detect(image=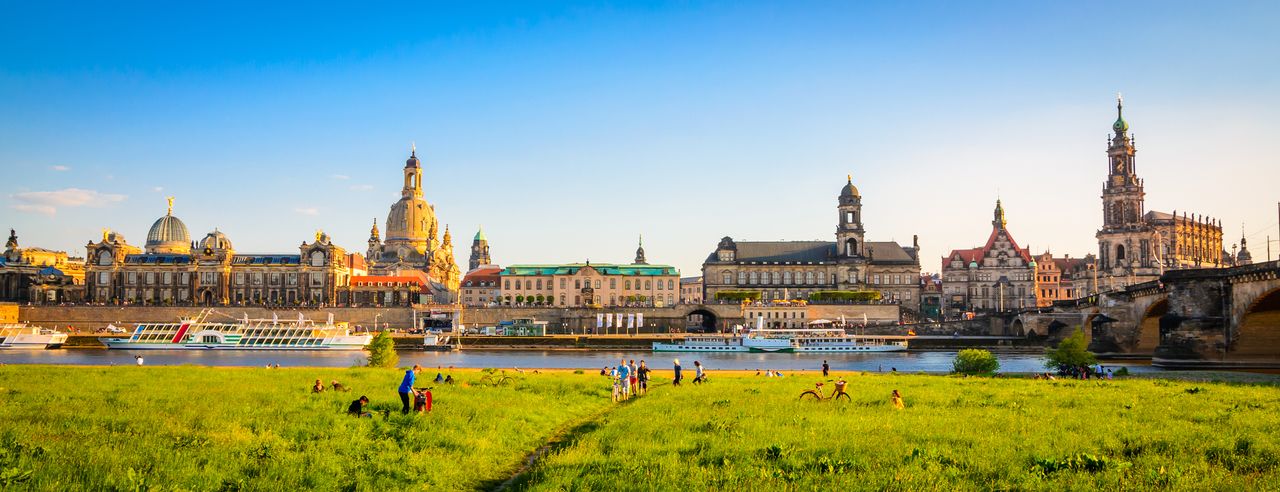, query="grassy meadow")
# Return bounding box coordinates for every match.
[0,366,609,491]
[0,366,1278,491]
